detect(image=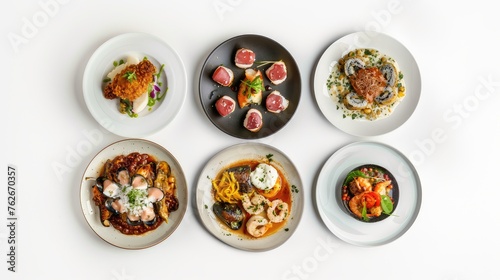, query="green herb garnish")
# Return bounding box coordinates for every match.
[343,169,386,186]
[343,170,368,185]
[113,59,125,67]
[361,204,369,221]
[241,76,264,98]
[119,99,138,118]
[156,64,165,79]
[127,188,146,207]
[255,60,279,68]
[122,71,137,82]
[380,195,394,215]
